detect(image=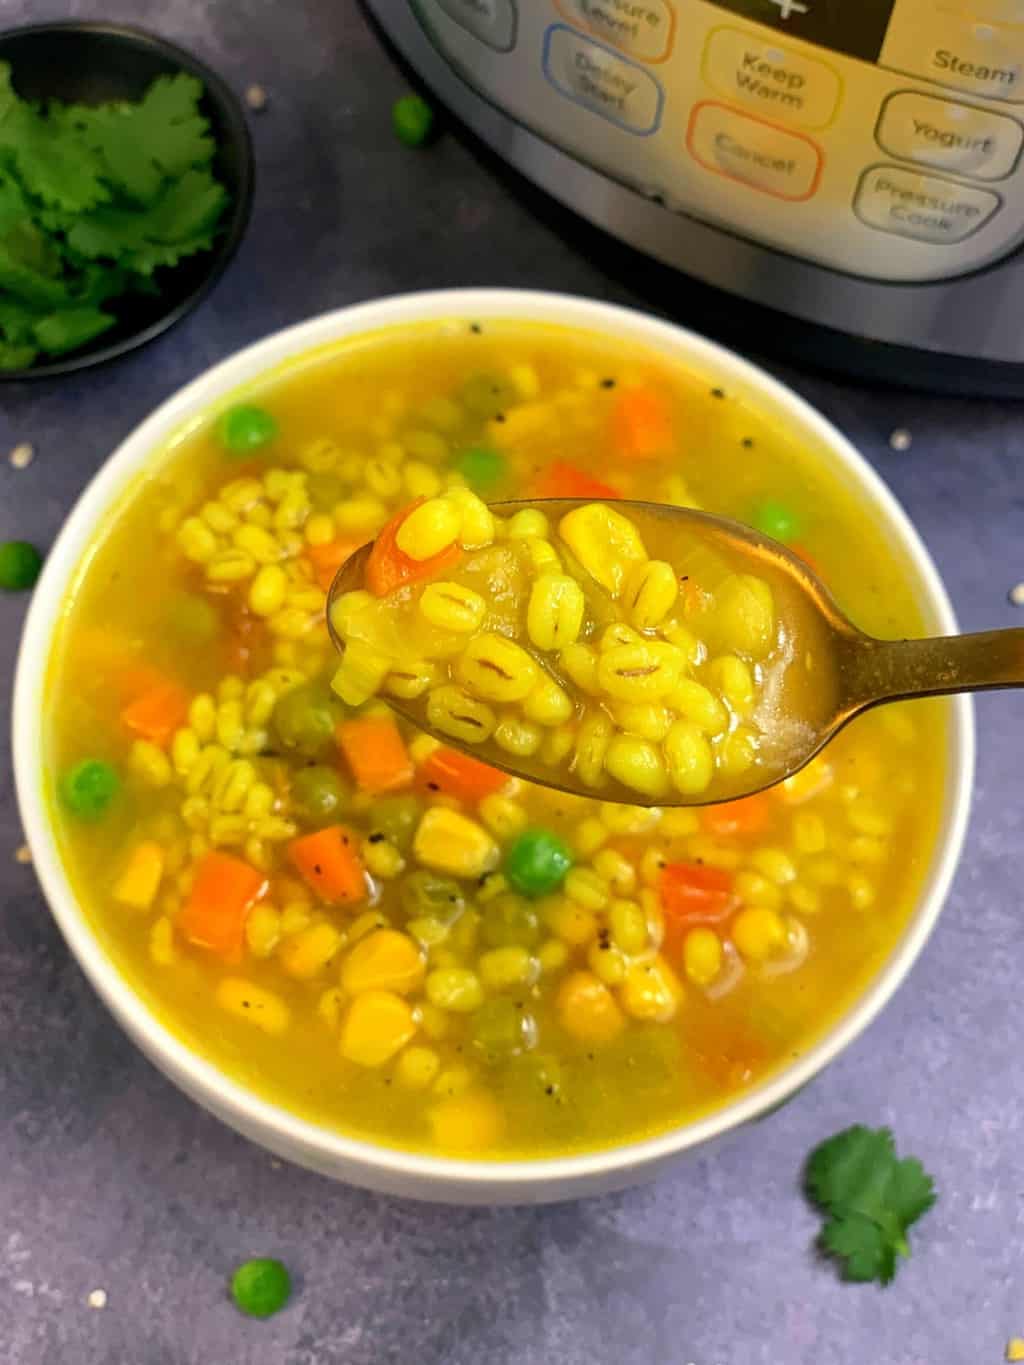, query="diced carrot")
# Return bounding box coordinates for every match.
[337,716,414,794]
[178,851,268,959]
[115,661,170,706]
[660,862,736,929]
[416,746,507,804]
[700,794,771,839]
[120,680,191,747]
[532,461,622,501]
[610,386,674,460]
[365,499,463,598]
[307,538,367,592]
[288,826,367,904]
